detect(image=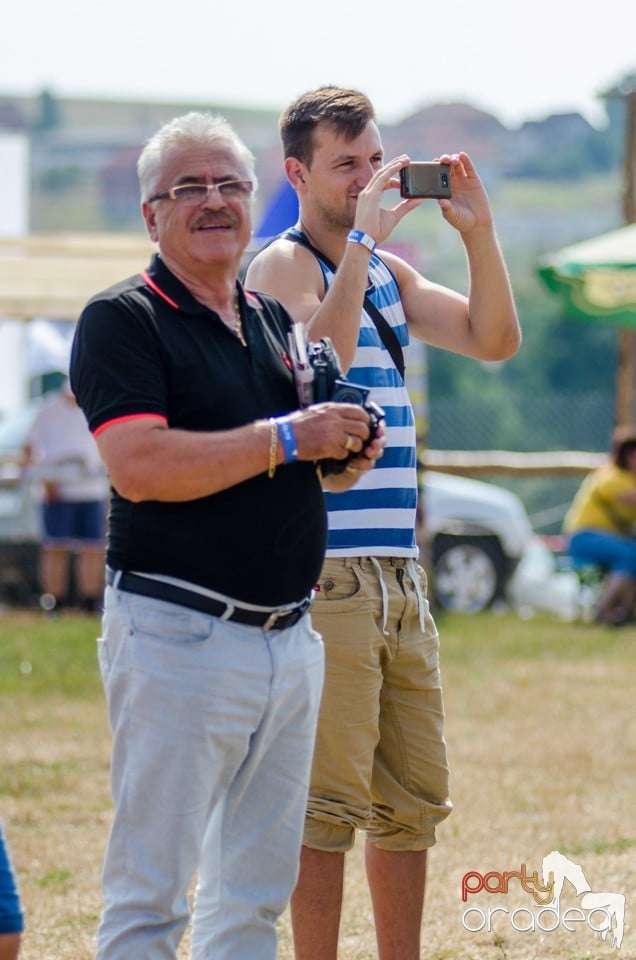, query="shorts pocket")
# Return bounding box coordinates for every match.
[314,562,370,613]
